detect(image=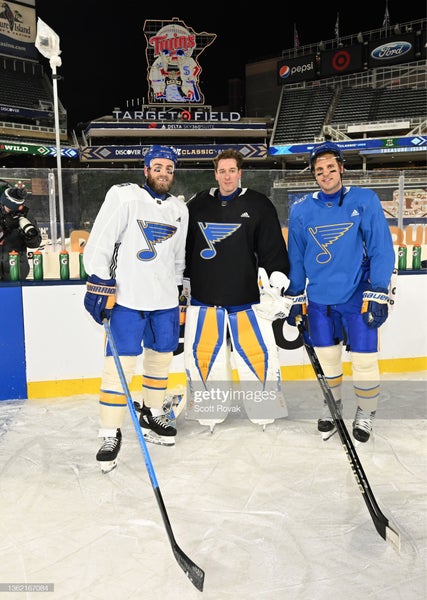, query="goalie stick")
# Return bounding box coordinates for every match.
[103,320,205,592]
[297,321,401,553]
